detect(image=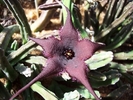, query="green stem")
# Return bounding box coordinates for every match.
[62,0,89,38]
[3,0,32,44]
